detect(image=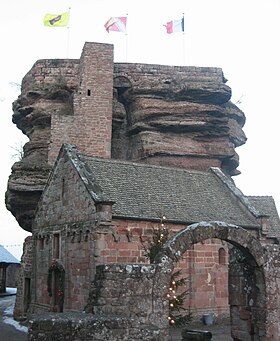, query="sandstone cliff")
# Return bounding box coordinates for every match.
[5,56,246,232]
